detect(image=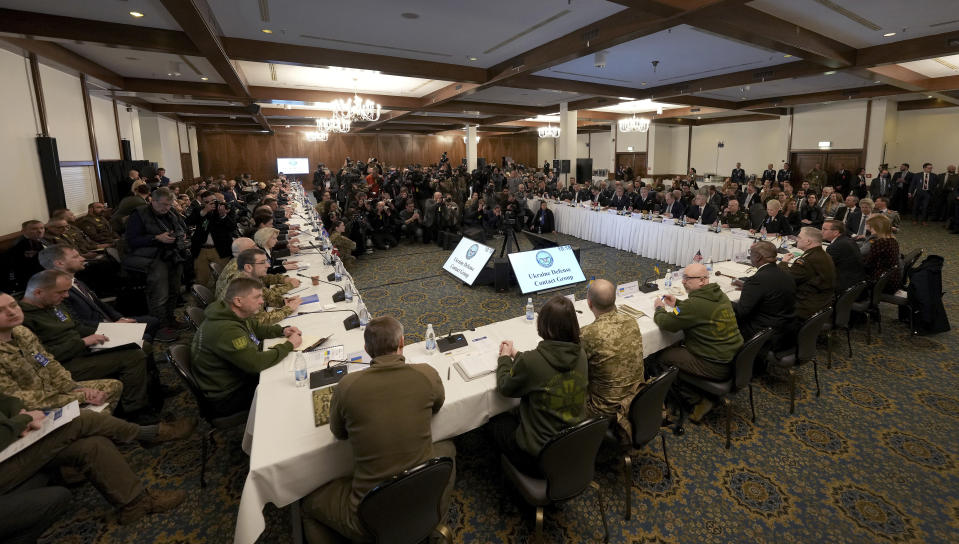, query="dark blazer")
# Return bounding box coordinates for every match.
[761,169,777,183]
[731,168,746,183]
[843,208,865,236]
[910,172,939,194]
[742,191,760,211]
[870,176,893,199]
[187,207,236,259]
[660,200,685,218]
[833,169,853,194]
[777,169,792,183]
[608,193,631,210]
[5,237,47,293]
[799,205,824,228]
[632,193,657,211]
[686,204,718,225]
[825,234,866,295]
[62,279,123,329]
[734,263,796,339]
[531,208,555,234]
[759,213,792,235]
